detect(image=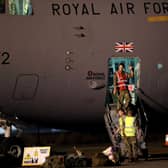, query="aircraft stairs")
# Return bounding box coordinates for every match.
[104,96,148,154]
[104,104,120,148]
